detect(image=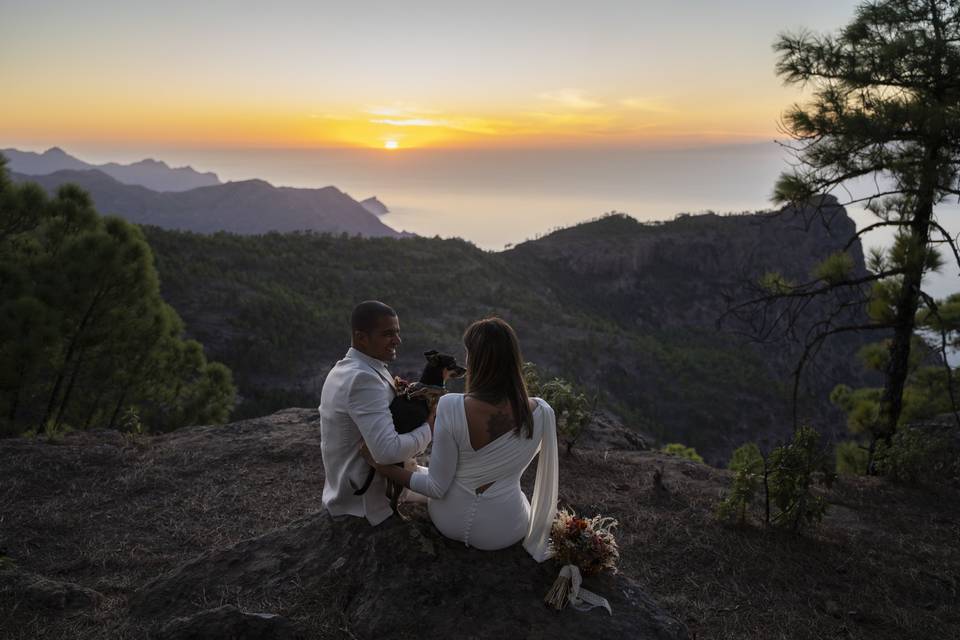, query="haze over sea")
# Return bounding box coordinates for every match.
[64,142,960,299]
